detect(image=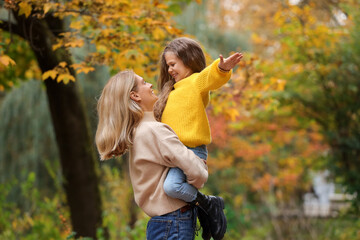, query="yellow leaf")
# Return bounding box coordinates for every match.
[52,42,63,51]
[59,62,67,68]
[25,69,34,79]
[133,66,144,76]
[68,75,76,82]
[76,66,95,74]
[43,3,52,15]
[97,45,108,54]
[276,79,286,91]
[42,70,58,80]
[69,21,83,30]
[0,55,16,66]
[71,63,95,74]
[251,33,263,44]
[0,85,4,91]
[71,63,82,69]
[18,1,32,18]
[57,74,75,84]
[155,4,168,9]
[65,39,84,48]
[101,28,115,37]
[270,77,278,84]
[152,27,165,40]
[226,108,240,121]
